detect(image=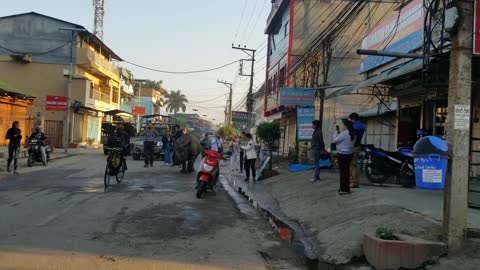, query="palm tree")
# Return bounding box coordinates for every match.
[165,90,188,115]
